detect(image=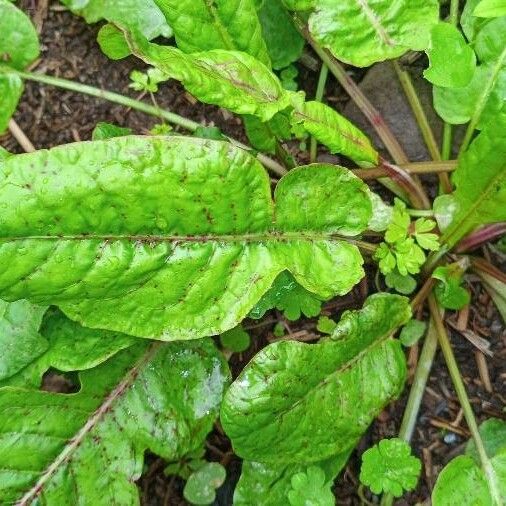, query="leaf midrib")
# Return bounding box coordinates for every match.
[16,343,161,506]
[355,0,395,47]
